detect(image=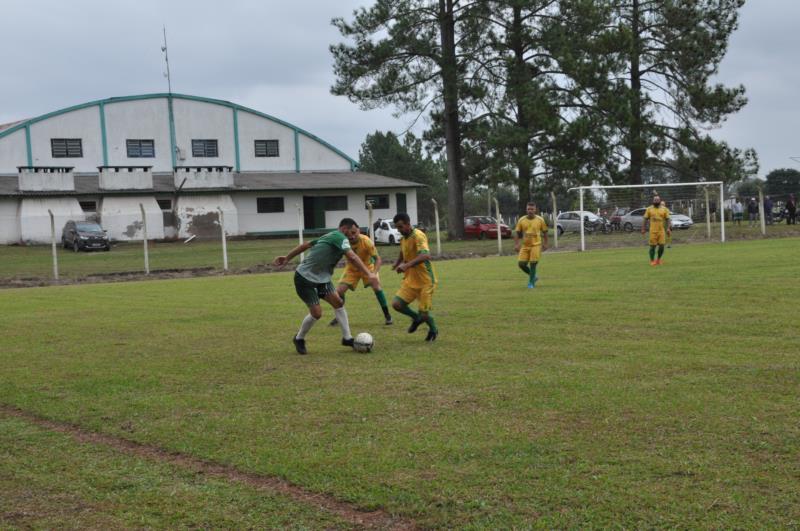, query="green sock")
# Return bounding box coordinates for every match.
[518,261,530,275]
[425,314,438,333]
[649,246,656,260]
[375,290,390,317]
[393,297,419,321]
[529,262,538,284]
[657,245,665,259]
